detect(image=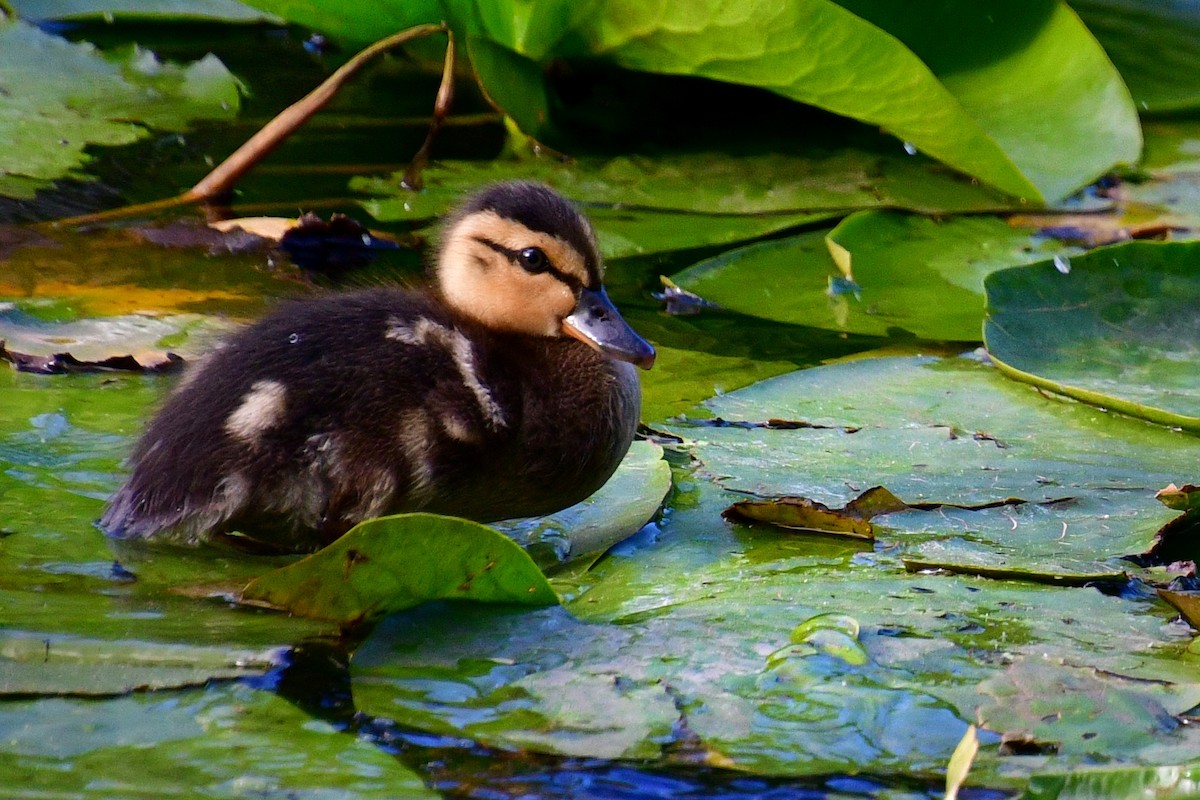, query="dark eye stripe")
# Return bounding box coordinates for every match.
[473,236,584,291]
